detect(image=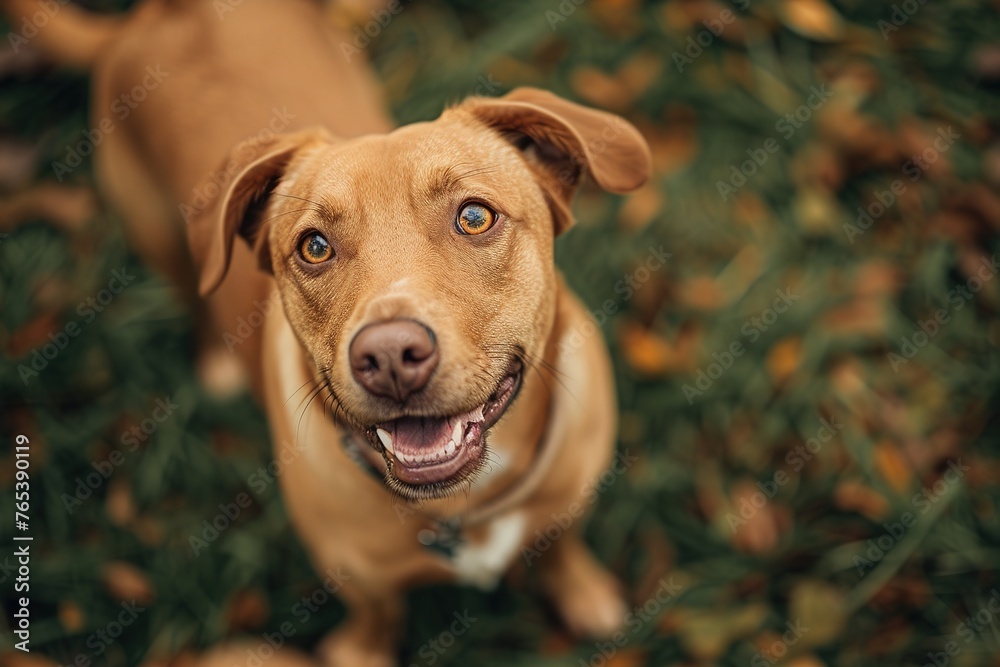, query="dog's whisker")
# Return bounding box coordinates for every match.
[272,192,329,210]
[289,375,333,420]
[316,373,362,433]
[484,450,505,472]
[260,206,324,225]
[293,382,327,450]
[491,345,579,403]
[536,357,569,381]
[290,377,324,414]
[284,369,332,406]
